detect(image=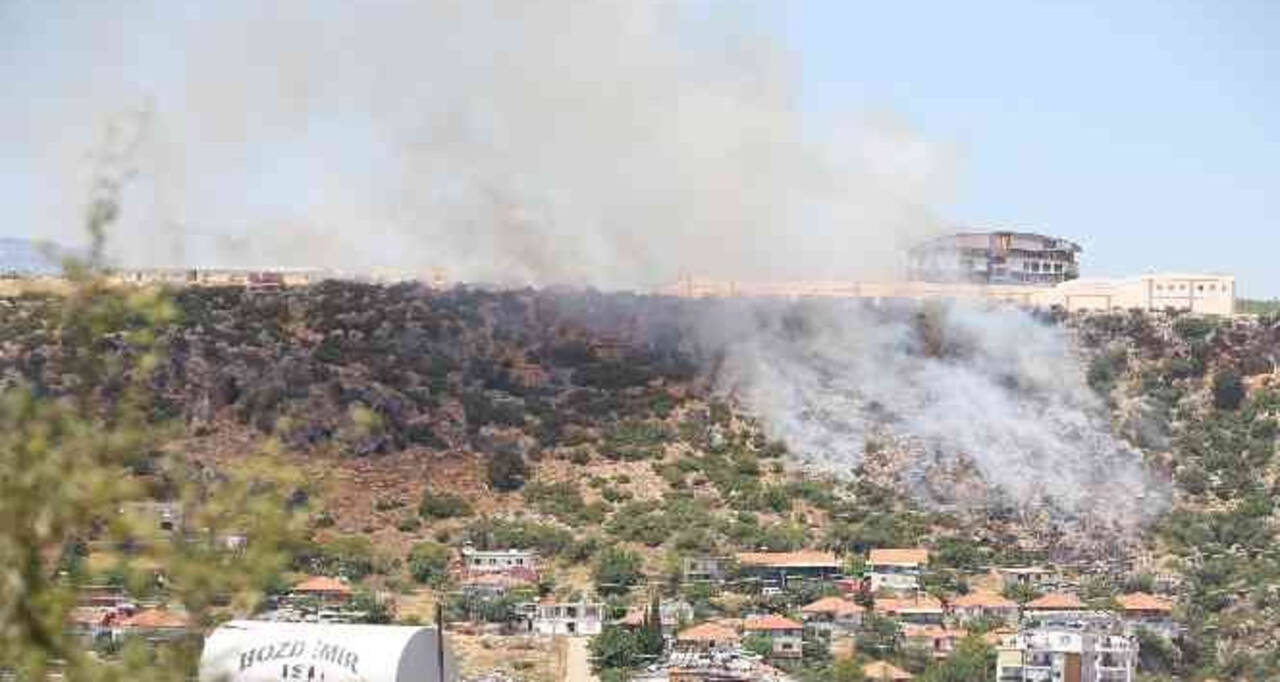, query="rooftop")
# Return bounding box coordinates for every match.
[950,591,1017,609]
[1025,592,1085,610]
[874,595,944,615]
[292,575,353,595]
[676,622,741,643]
[800,596,865,616]
[868,548,929,567]
[1116,592,1174,613]
[742,614,804,632]
[120,608,192,629]
[734,550,840,569]
[863,660,914,680]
